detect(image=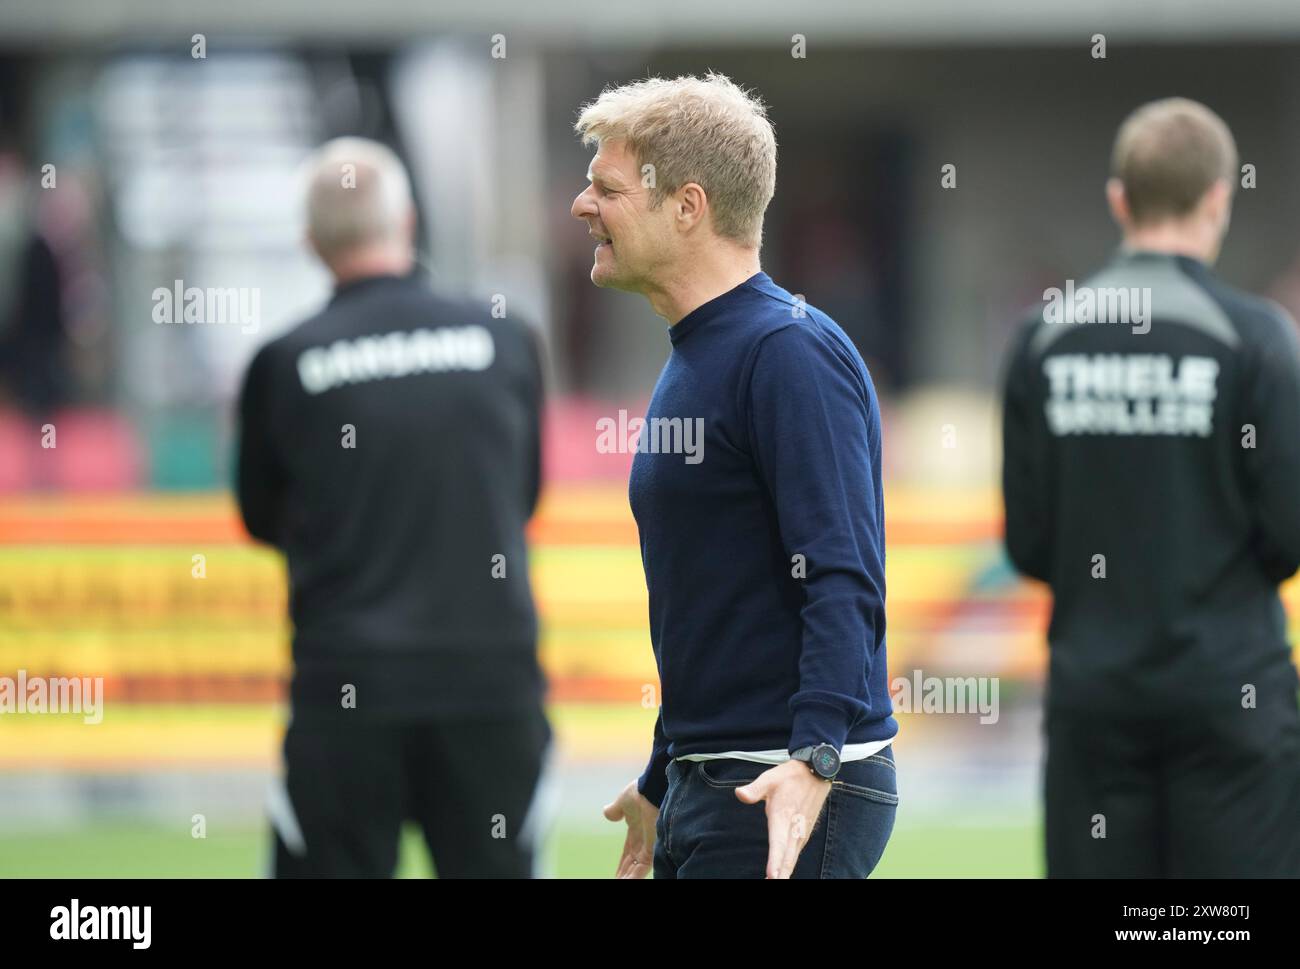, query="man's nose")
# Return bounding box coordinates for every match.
[571,186,595,220]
